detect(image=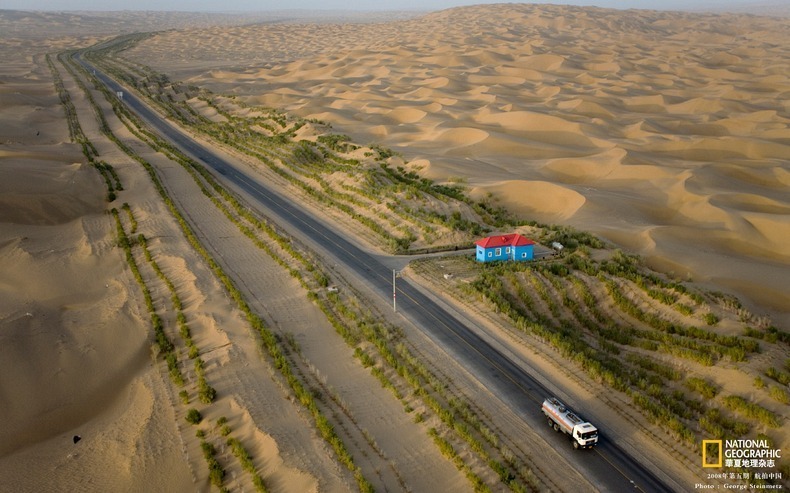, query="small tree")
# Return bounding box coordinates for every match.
[186,408,202,425]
